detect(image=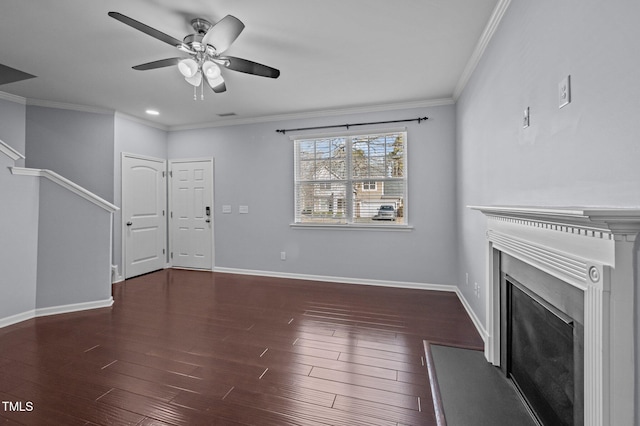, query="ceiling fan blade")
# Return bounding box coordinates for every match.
[108,12,183,47]
[206,74,227,93]
[202,15,245,53]
[223,57,280,79]
[132,58,181,71]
